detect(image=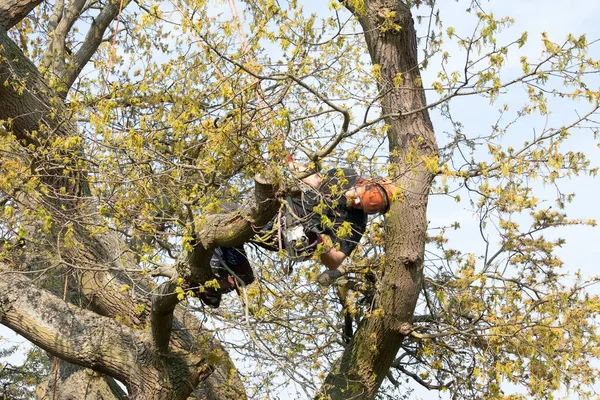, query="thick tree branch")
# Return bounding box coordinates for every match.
[40,0,133,97]
[65,0,132,94]
[37,360,128,400]
[0,0,42,29]
[0,267,231,398]
[40,0,87,86]
[0,268,141,384]
[320,1,438,399]
[150,174,280,352]
[180,173,280,284]
[0,29,76,146]
[151,280,178,352]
